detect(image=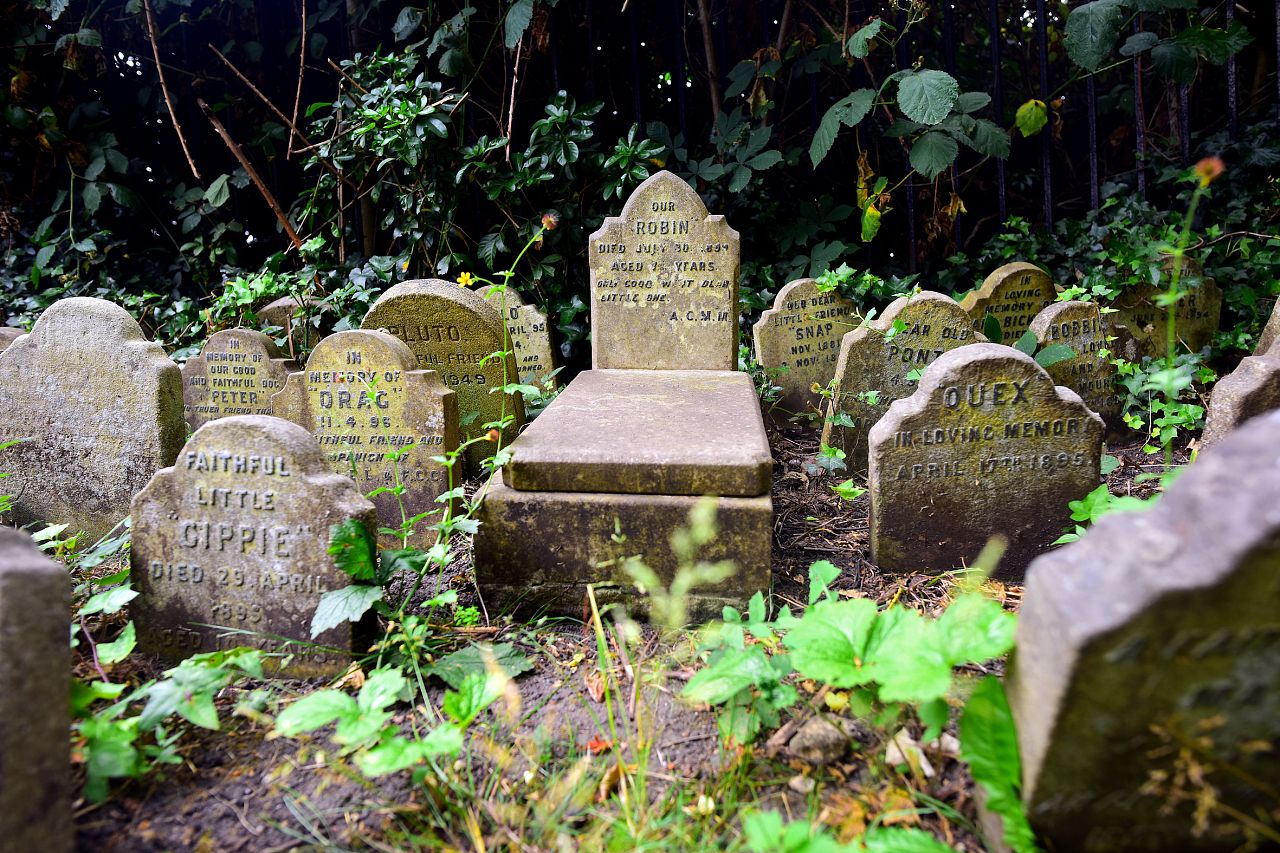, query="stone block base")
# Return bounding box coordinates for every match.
[474,473,772,621]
